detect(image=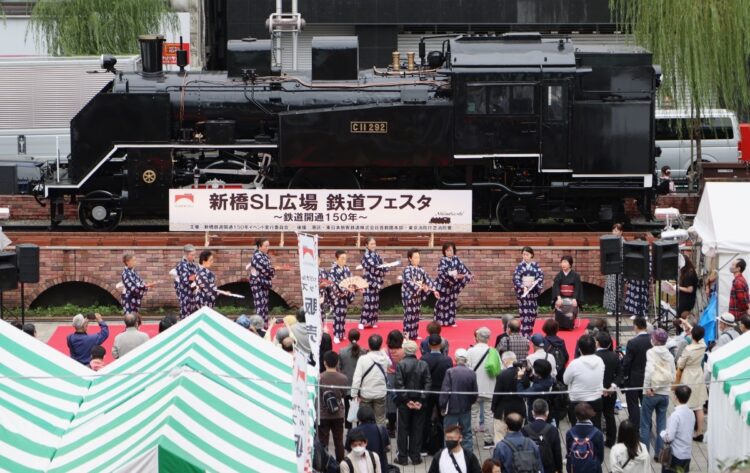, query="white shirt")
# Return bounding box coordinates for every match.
[526,348,557,378]
[439,448,466,473]
[467,342,496,398]
[563,354,604,402]
[660,404,693,461]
